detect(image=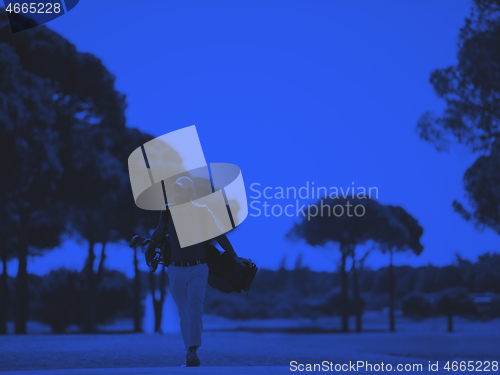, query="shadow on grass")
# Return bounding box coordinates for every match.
[208,327,388,334]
